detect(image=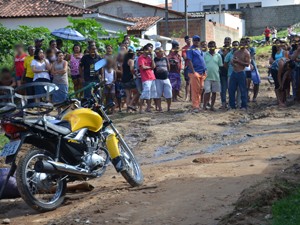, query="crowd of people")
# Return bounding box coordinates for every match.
[2,31,300,114]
